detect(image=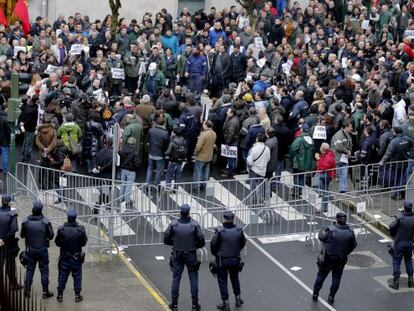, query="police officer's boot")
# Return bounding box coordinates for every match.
[57,293,63,303]
[216,300,230,311]
[312,287,319,301]
[75,295,83,303]
[235,295,244,307]
[169,298,178,311]
[42,291,54,299]
[327,295,334,305]
[408,276,413,288]
[24,287,31,298]
[389,277,399,290]
[191,298,201,311]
